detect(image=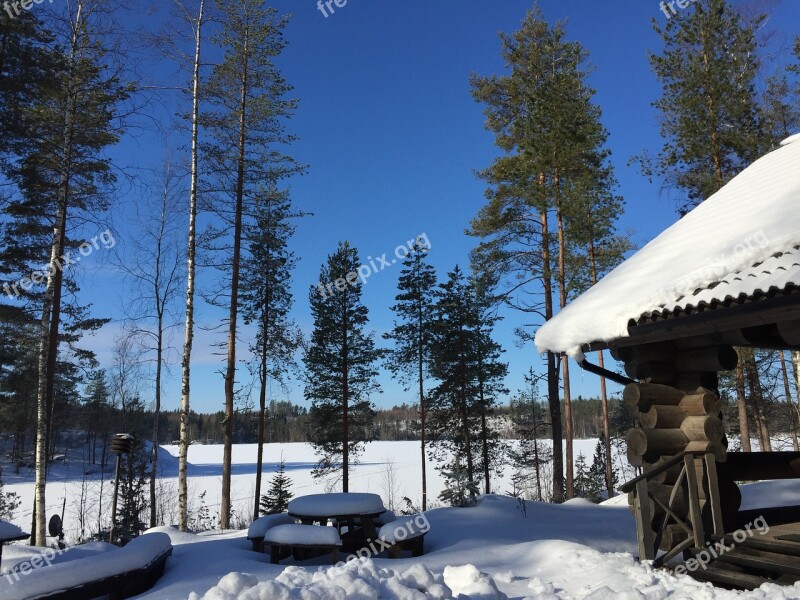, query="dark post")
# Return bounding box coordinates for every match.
[109,433,134,545]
